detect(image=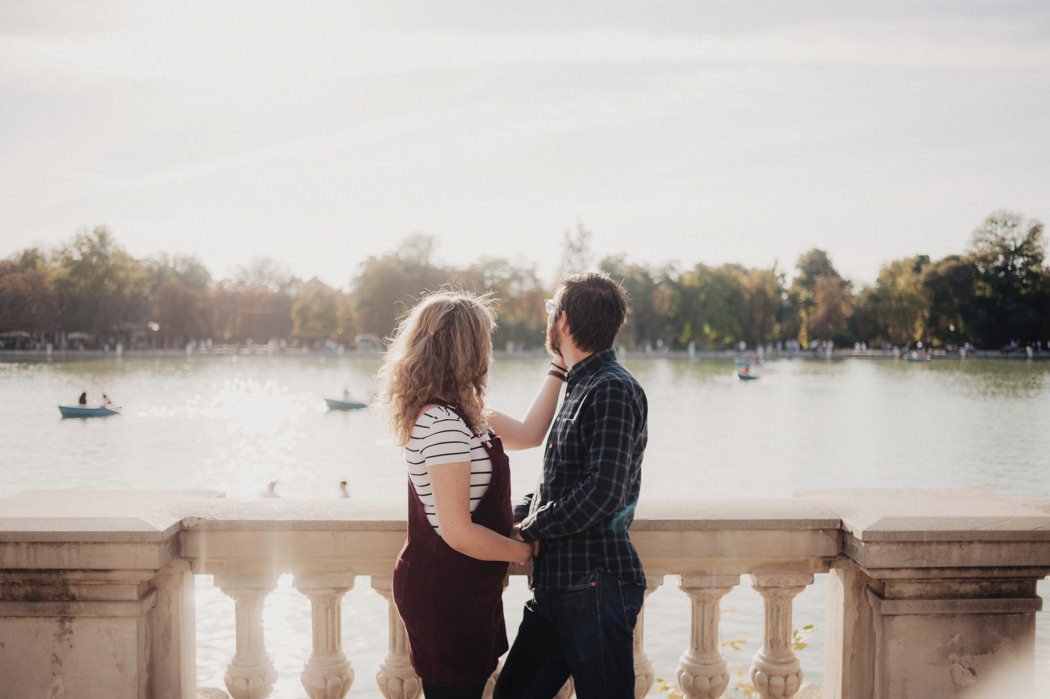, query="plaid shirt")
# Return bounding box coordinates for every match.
[517,349,648,591]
